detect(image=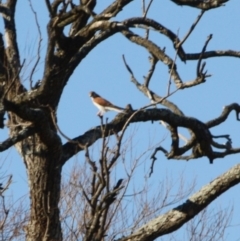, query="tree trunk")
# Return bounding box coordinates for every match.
[10,118,63,241]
